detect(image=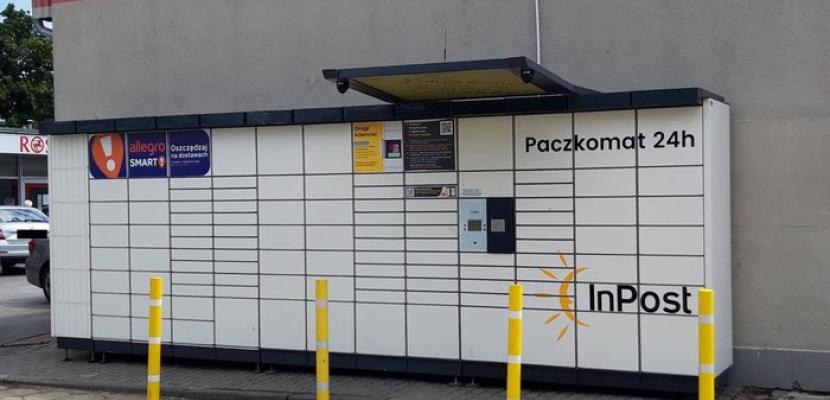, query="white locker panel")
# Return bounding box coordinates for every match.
[574,110,636,168]
[215,250,257,262]
[213,176,256,189]
[640,315,698,375]
[575,197,636,225]
[171,296,213,320]
[305,175,352,199]
[213,201,256,213]
[170,201,211,213]
[461,307,505,362]
[407,265,456,279]
[354,173,403,186]
[169,177,211,189]
[258,175,304,199]
[515,170,572,184]
[306,226,353,250]
[260,226,305,249]
[260,275,306,299]
[639,197,703,225]
[215,286,257,298]
[405,212,456,225]
[129,225,170,248]
[515,113,573,170]
[128,179,169,201]
[91,248,129,270]
[92,316,130,340]
[215,298,259,347]
[355,251,405,264]
[459,171,514,197]
[356,225,405,238]
[259,200,304,224]
[405,172,457,185]
[170,189,211,201]
[356,304,406,356]
[91,271,129,293]
[90,202,127,224]
[515,183,573,198]
[306,201,353,224]
[260,250,305,275]
[639,227,704,255]
[638,167,703,196]
[130,248,170,271]
[522,309,575,367]
[407,305,459,359]
[576,312,639,371]
[89,179,127,201]
[171,260,212,273]
[258,125,304,174]
[355,213,404,225]
[637,107,703,167]
[91,293,130,316]
[306,251,353,276]
[355,200,403,212]
[260,300,306,350]
[458,116,512,170]
[574,255,638,283]
[213,189,257,201]
[90,225,128,247]
[304,123,352,174]
[574,168,636,197]
[640,256,705,285]
[129,202,169,224]
[215,261,257,274]
[212,127,257,176]
[172,320,214,345]
[354,186,403,199]
[575,226,636,254]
